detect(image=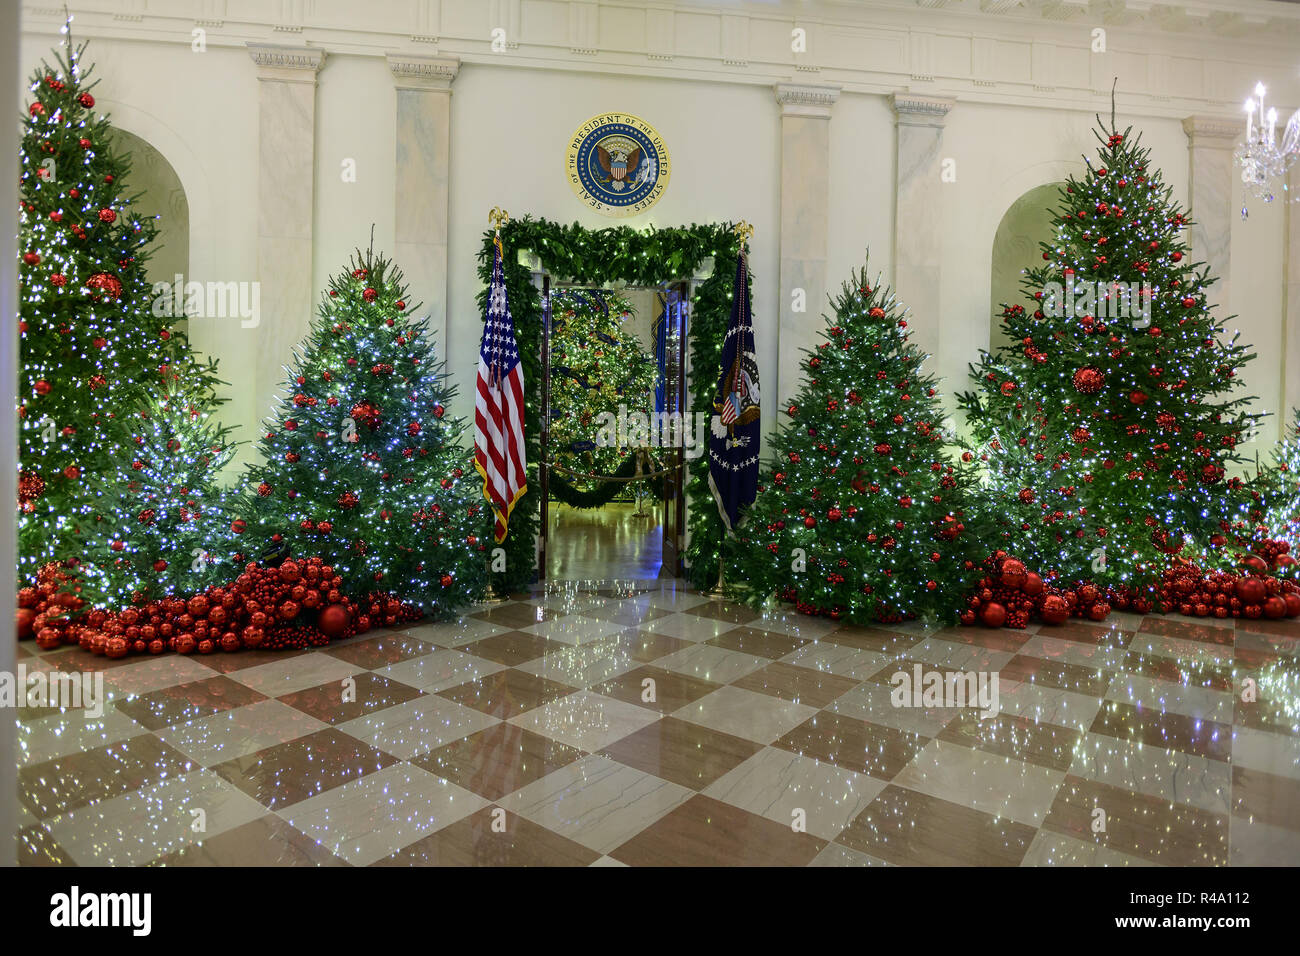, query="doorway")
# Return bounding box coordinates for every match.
[537,278,690,582]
